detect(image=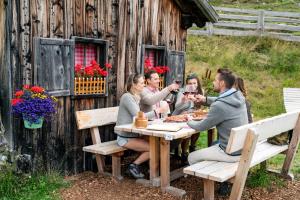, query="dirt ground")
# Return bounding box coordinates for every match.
[60,171,300,200]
